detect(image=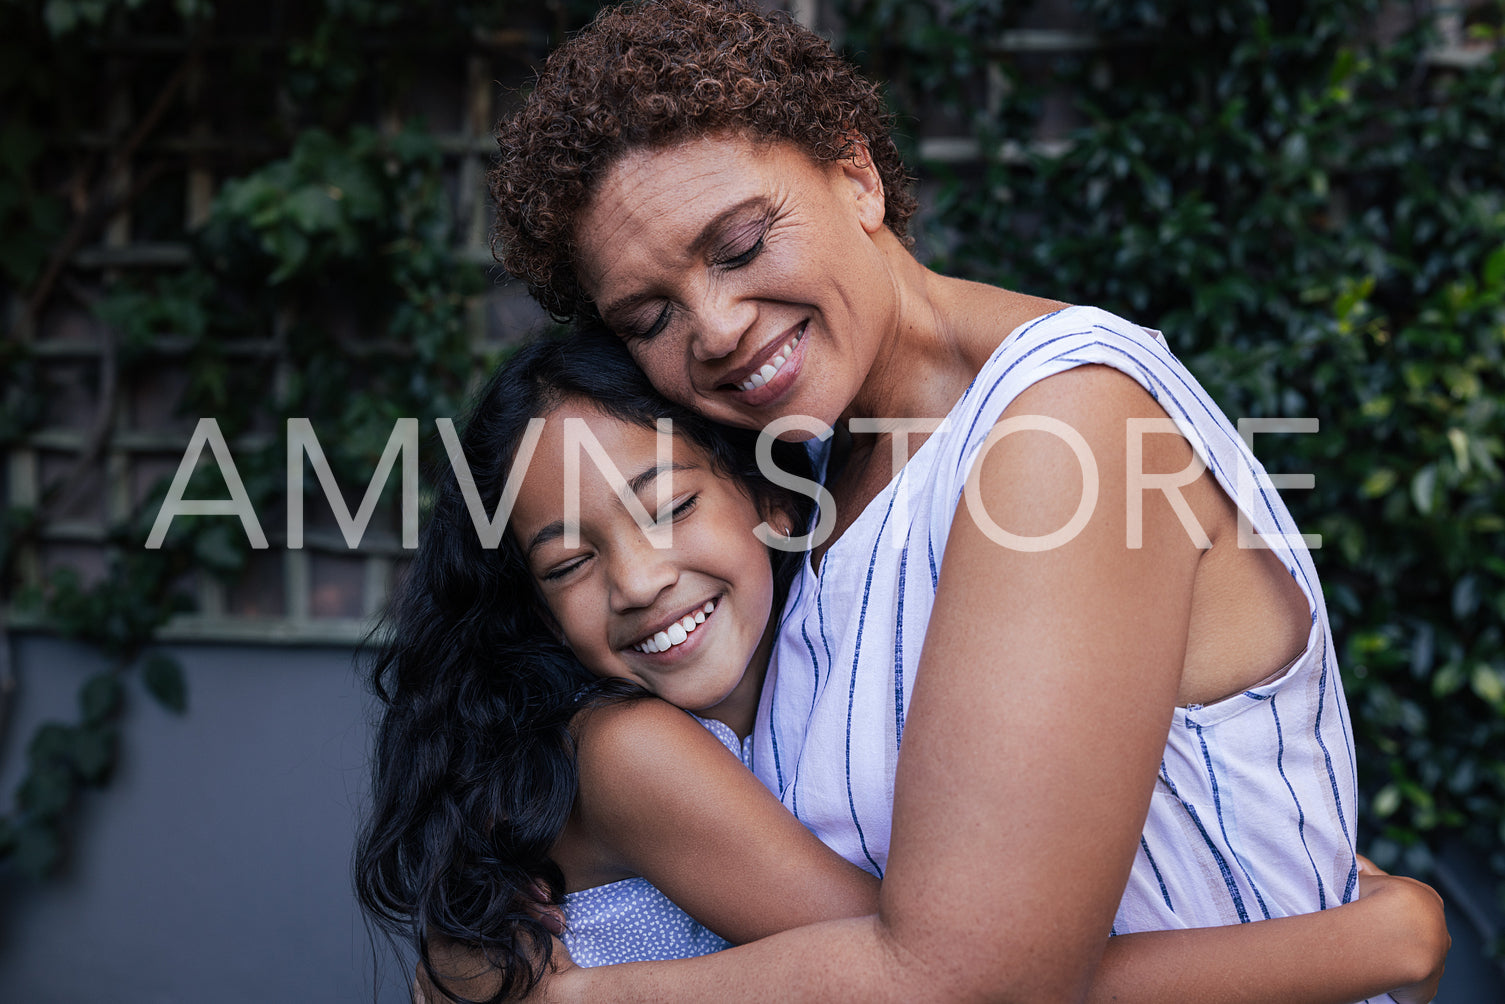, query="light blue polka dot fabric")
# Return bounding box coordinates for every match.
[559,714,748,966]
